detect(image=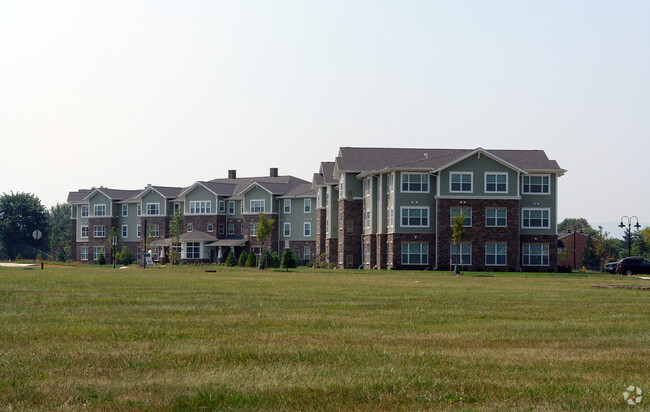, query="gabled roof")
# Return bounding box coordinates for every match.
[75,188,141,203]
[67,189,93,204]
[280,183,317,199]
[179,231,216,242]
[128,185,184,202]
